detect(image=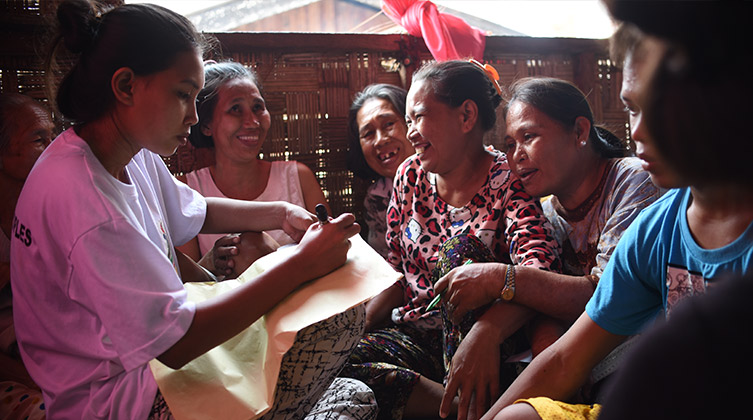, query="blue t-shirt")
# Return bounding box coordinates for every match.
[586,188,753,336]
